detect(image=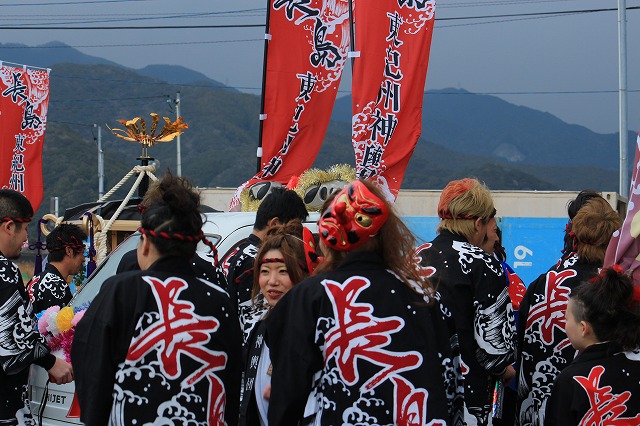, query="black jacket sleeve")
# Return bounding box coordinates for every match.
[0,271,52,376]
